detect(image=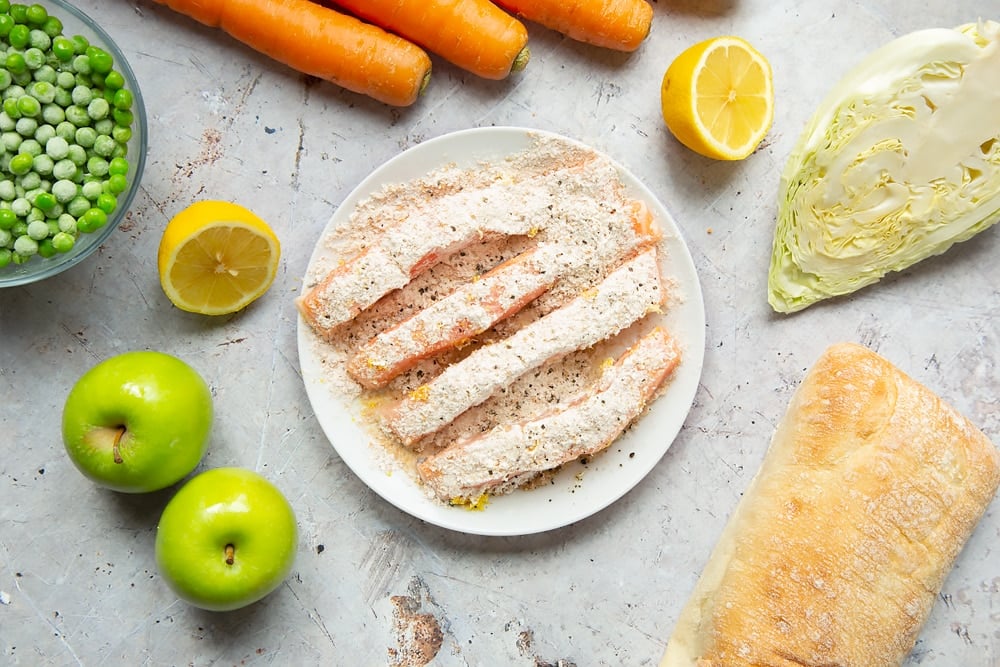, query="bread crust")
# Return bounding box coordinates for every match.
[661,342,1000,667]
